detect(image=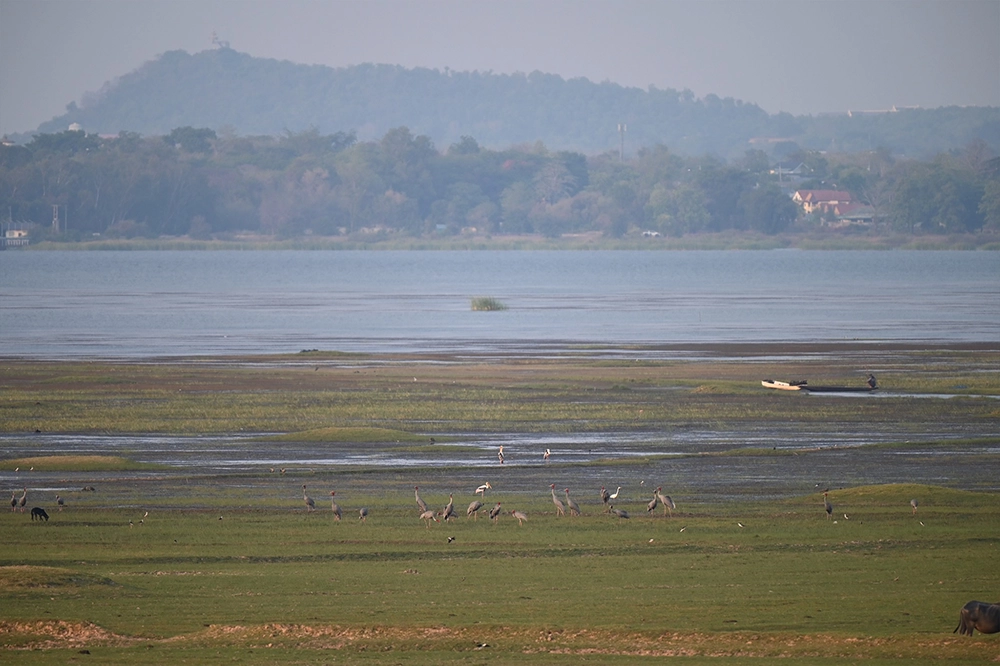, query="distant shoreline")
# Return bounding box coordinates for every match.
[12,231,1000,251]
